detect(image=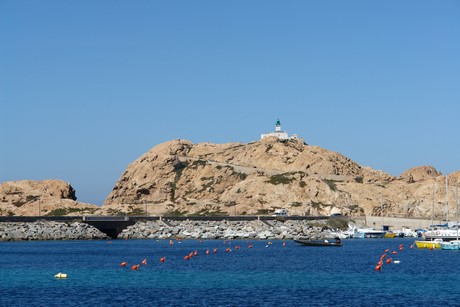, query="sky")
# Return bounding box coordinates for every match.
[1,1,459,205]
